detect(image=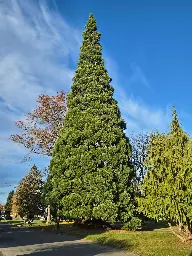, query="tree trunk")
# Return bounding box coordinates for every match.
[46,205,51,224]
[56,216,60,230]
[178,222,184,233]
[186,218,192,237]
